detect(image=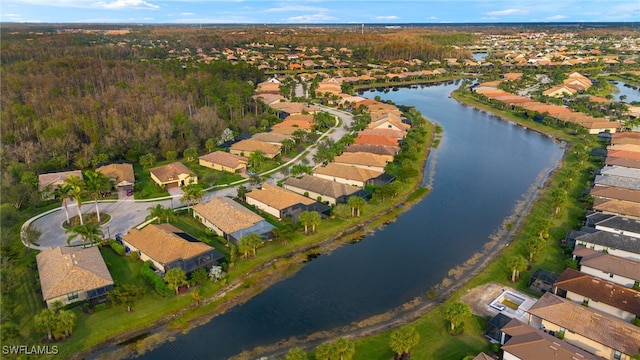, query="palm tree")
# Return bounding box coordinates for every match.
[65,174,86,225]
[180,185,203,212]
[55,184,73,225]
[347,196,366,217]
[444,302,471,334]
[66,222,104,246]
[84,170,112,223]
[507,255,528,282]
[285,347,307,360]
[146,204,175,224]
[281,138,295,154]
[34,308,57,341]
[389,326,420,357]
[164,268,187,295]
[308,211,321,233]
[54,310,76,339]
[248,150,265,169]
[238,233,263,257]
[298,211,313,234]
